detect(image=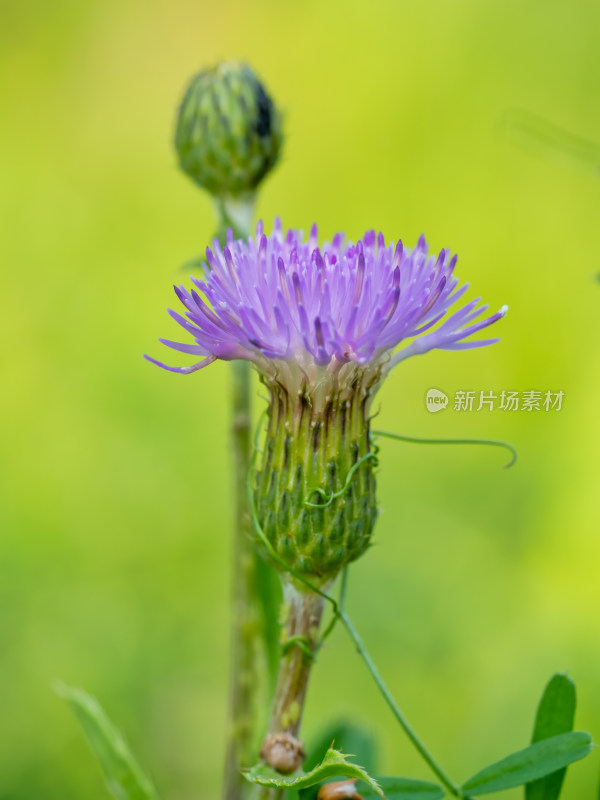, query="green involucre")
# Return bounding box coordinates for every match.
[175,62,283,197]
[253,379,379,582]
